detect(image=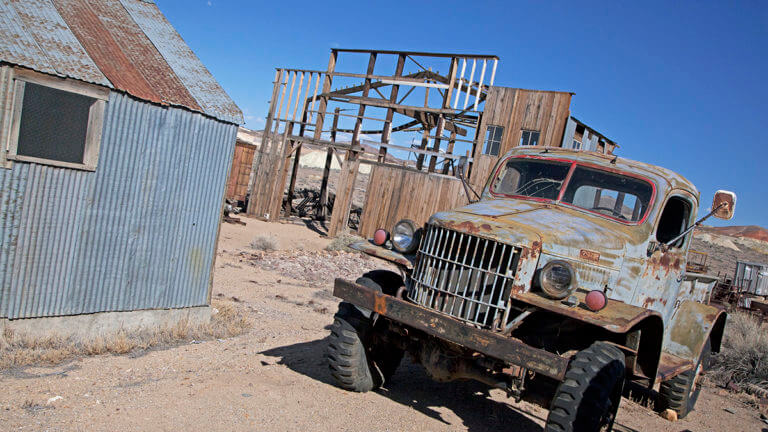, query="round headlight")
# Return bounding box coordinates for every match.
[391,219,420,253]
[538,260,576,299]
